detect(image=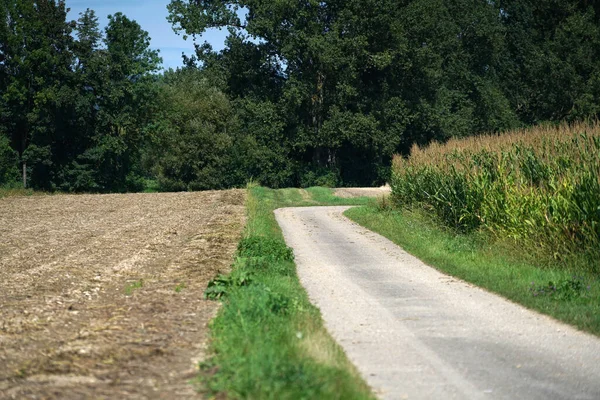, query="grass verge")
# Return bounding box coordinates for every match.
[198,186,374,399]
[0,185,37,198]
[345,205,600,336]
